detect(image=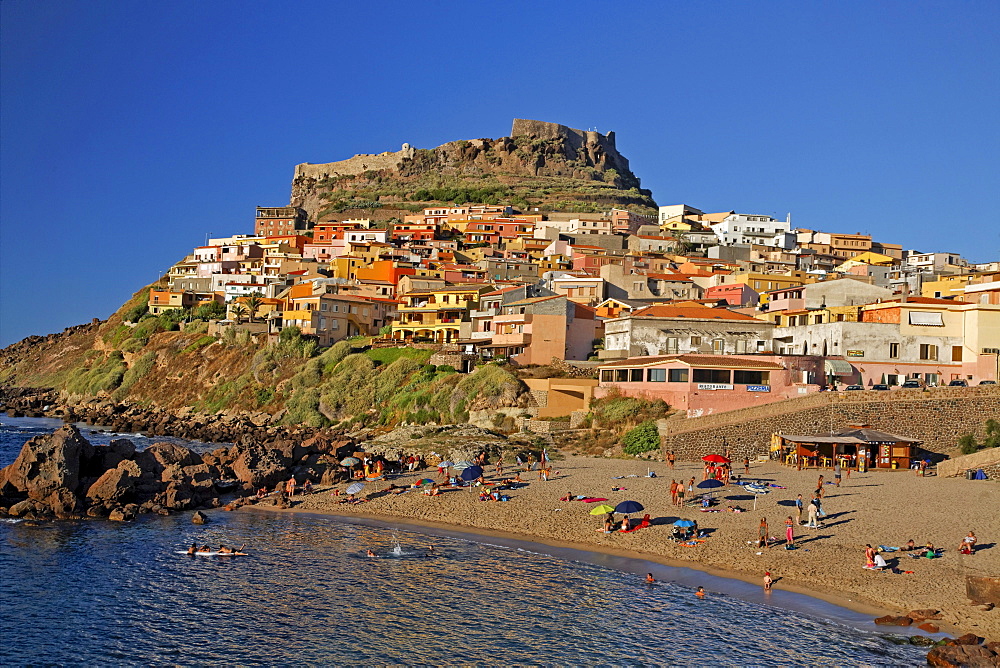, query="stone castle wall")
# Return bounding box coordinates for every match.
[658,386,1000,462]
[512,119,628,173]
[295,143,416,181]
